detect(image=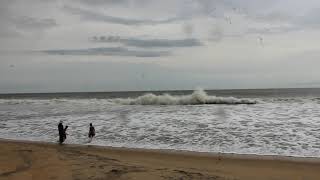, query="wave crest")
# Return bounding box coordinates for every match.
[113,89,257,105]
